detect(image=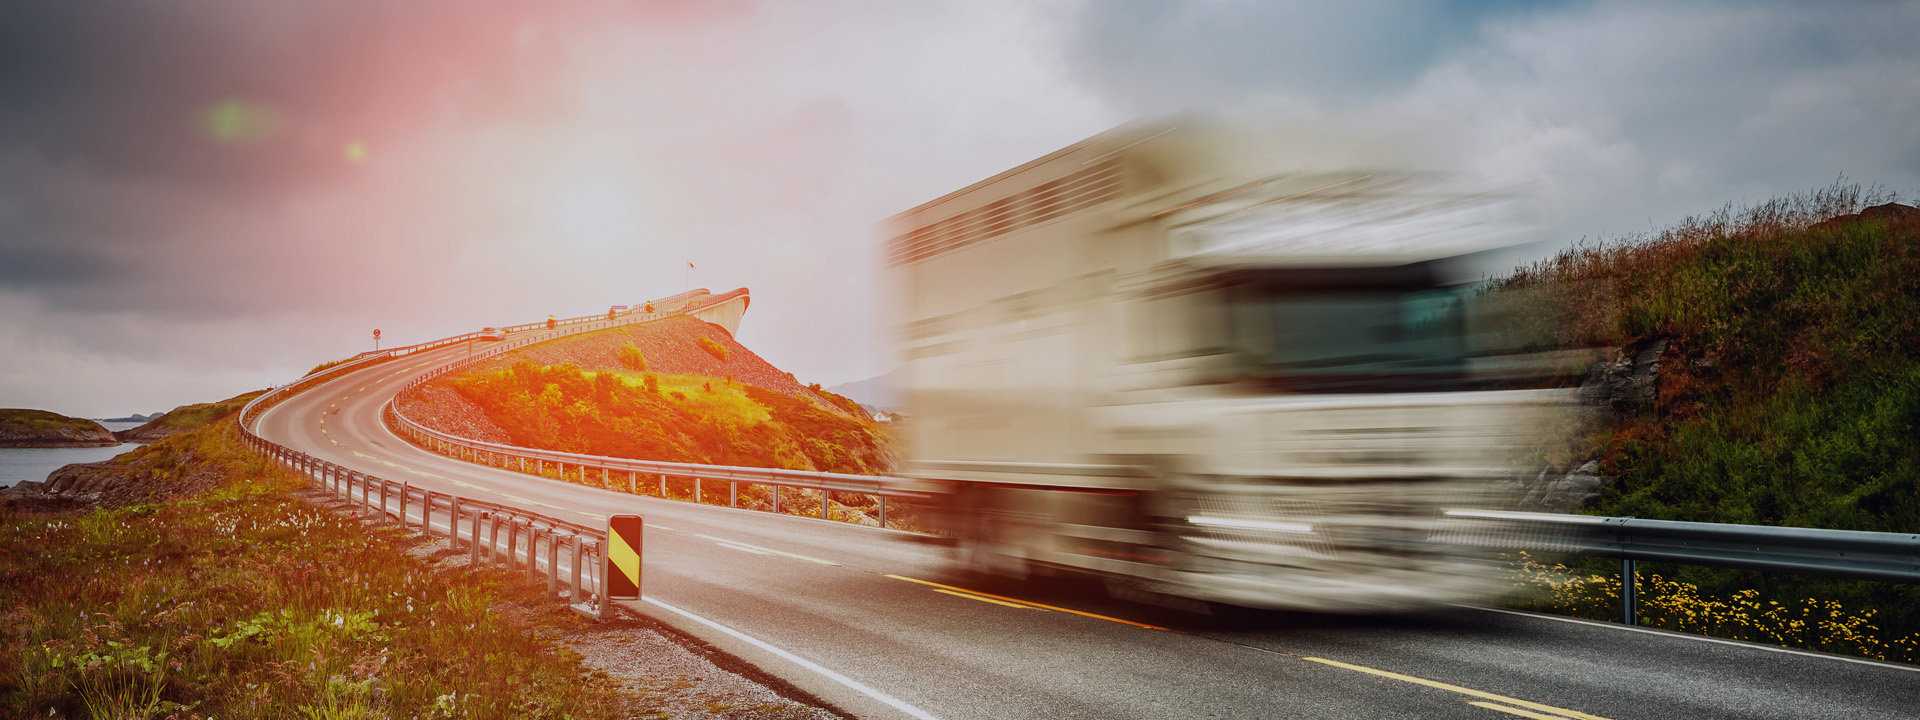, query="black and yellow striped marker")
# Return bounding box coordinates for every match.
[607,514,642,600]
